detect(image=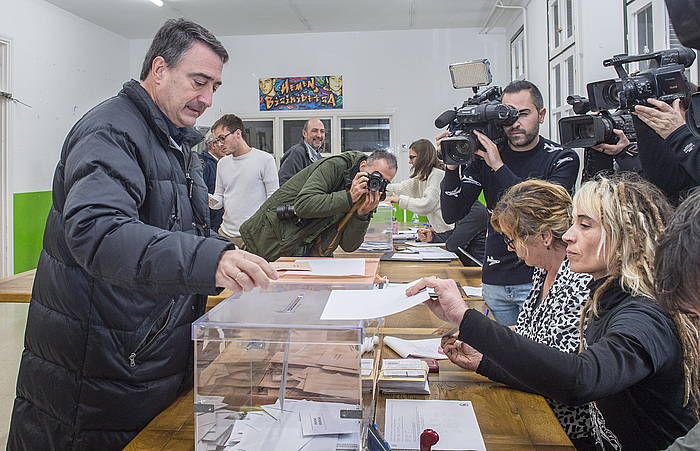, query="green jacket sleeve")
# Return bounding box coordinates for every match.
[339,214,371,252]
[293,159,353,218]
